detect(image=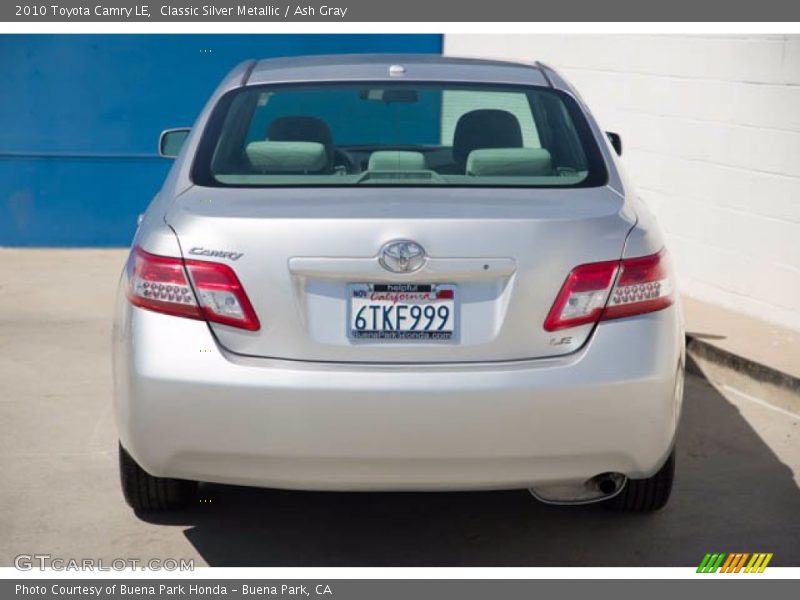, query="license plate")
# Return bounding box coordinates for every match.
[348,283,457,341]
